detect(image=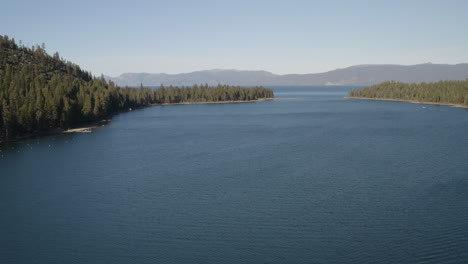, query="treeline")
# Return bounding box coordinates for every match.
[0,35,273,142]
[348,80,468,106]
